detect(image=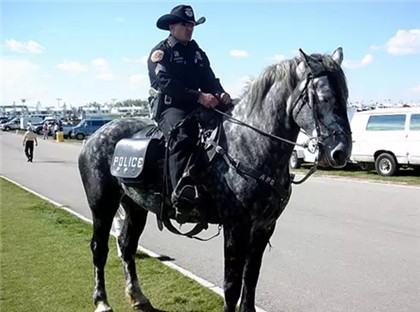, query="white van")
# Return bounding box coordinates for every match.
[350,107,420,176]
[20,116,44,130]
